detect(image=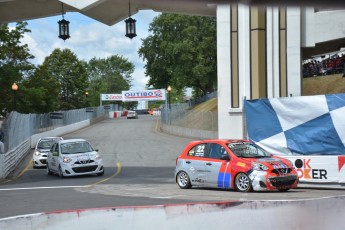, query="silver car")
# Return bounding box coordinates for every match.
[33,137,63,168]
[46,139,104,177]
[127,111,138,119]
